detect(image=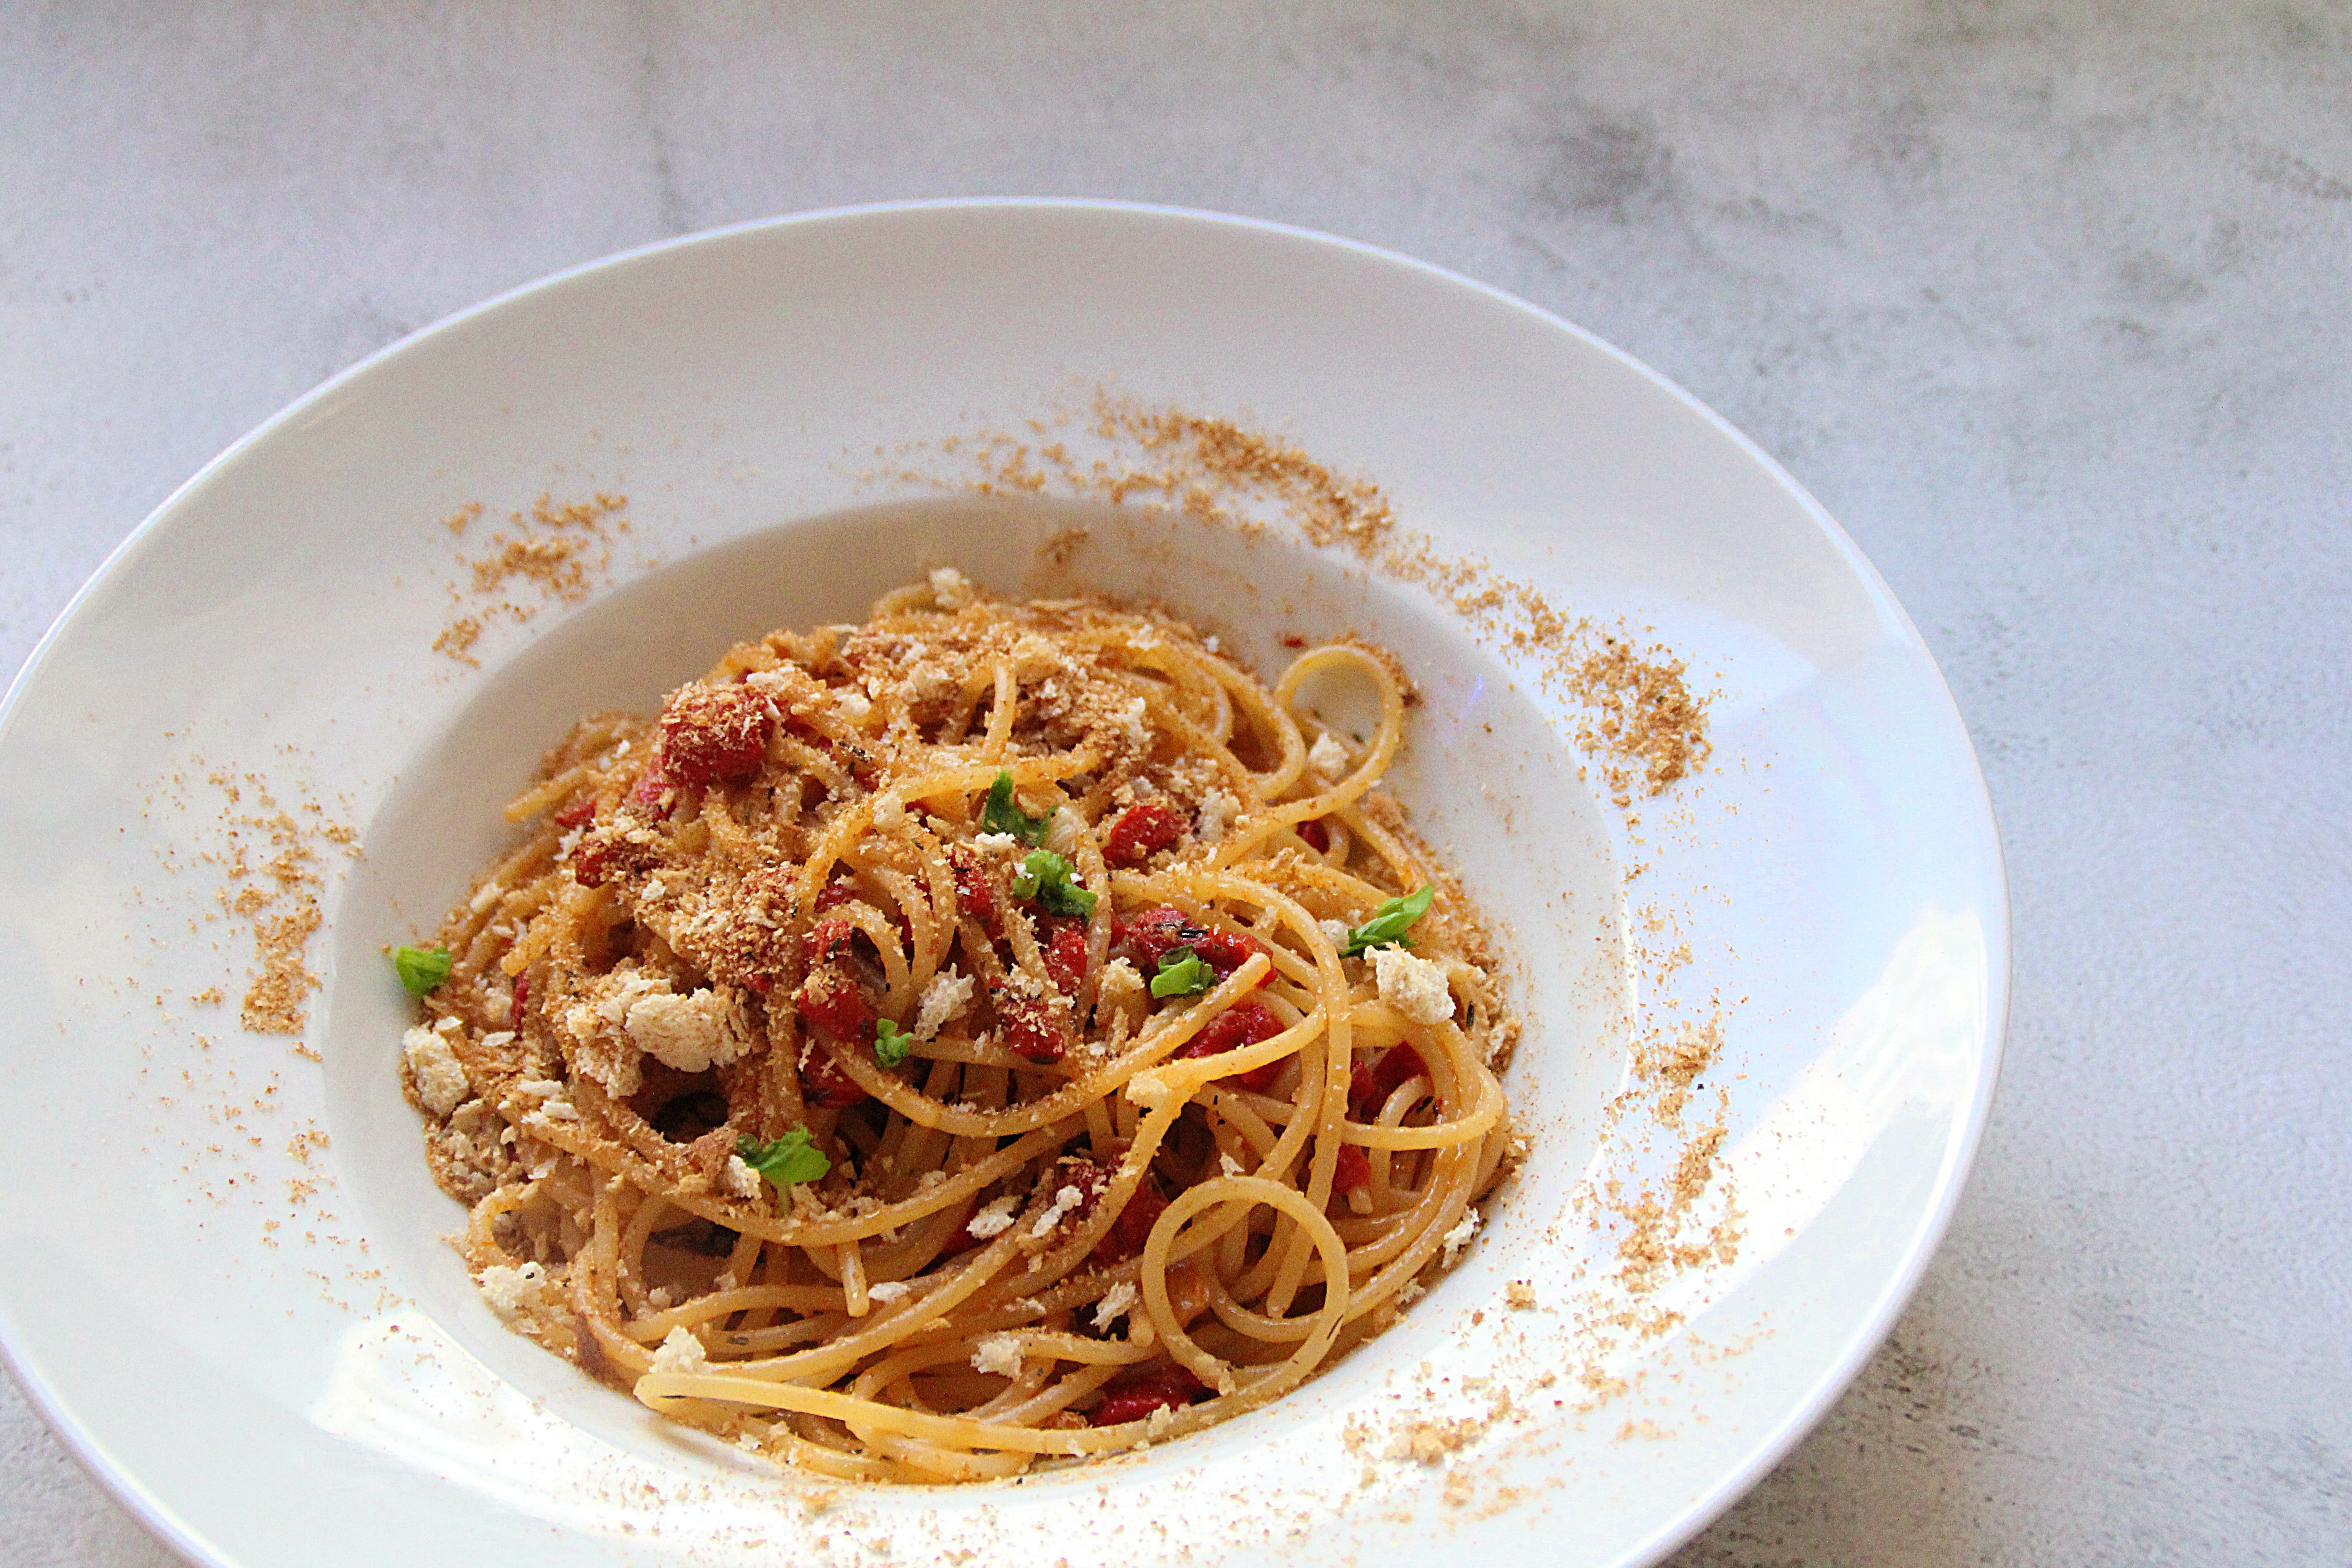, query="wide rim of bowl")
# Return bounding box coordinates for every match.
[0,197,2010,1568]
